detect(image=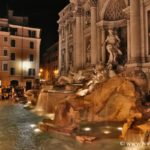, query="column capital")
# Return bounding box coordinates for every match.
[75,6,84,16]
[89,0,97,7]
